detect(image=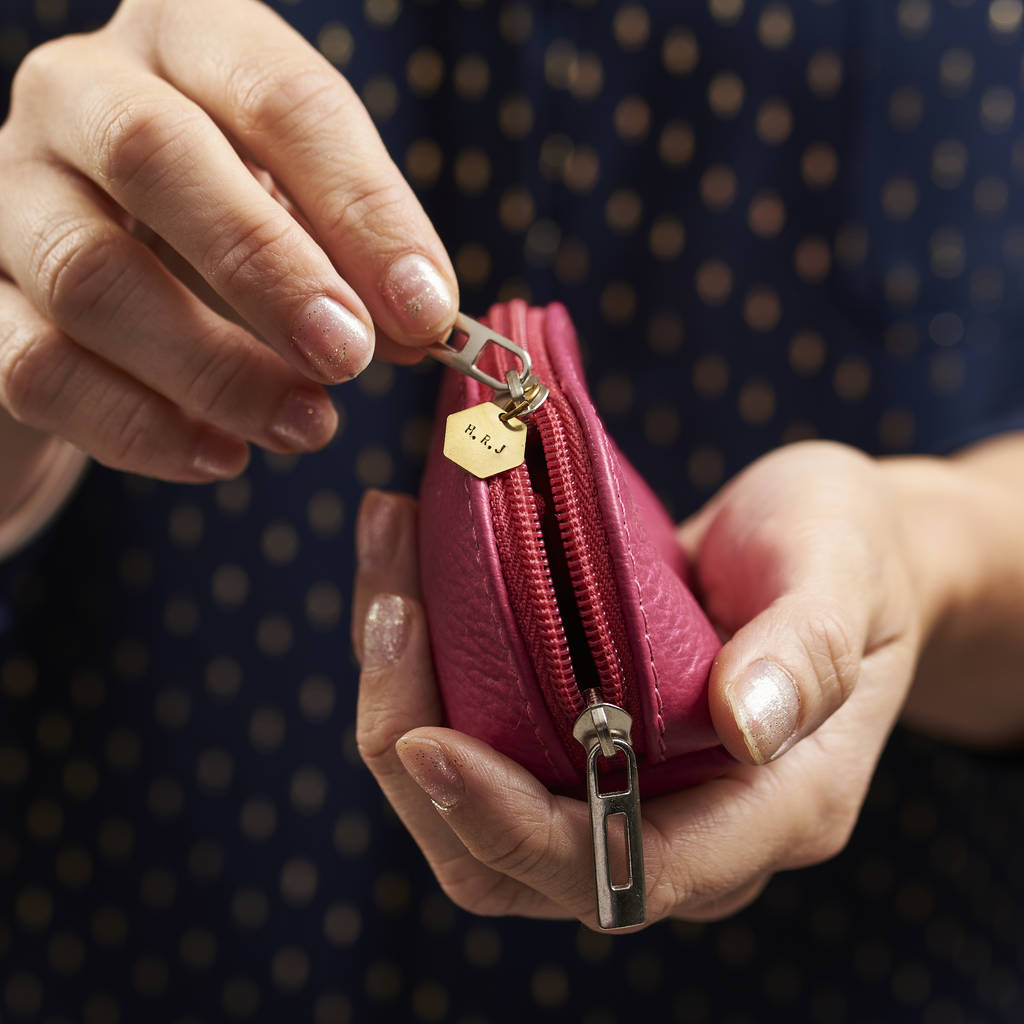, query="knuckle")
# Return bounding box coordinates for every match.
[91,98,202,192]
[229,61,347,142]
[354,702,406,774]
[473,821,551,880]
[180,339,247,422]
[438,870,518,918]
[10,37,69,103]
[101,392,160,469]
[798,601,860,712]
[31,219,127,323]
[319,178,410,242]
[201,215,296,294]
[0,323,70,427]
